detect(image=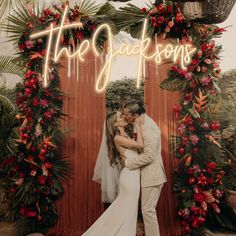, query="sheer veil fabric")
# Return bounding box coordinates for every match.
[92,122,121,203]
